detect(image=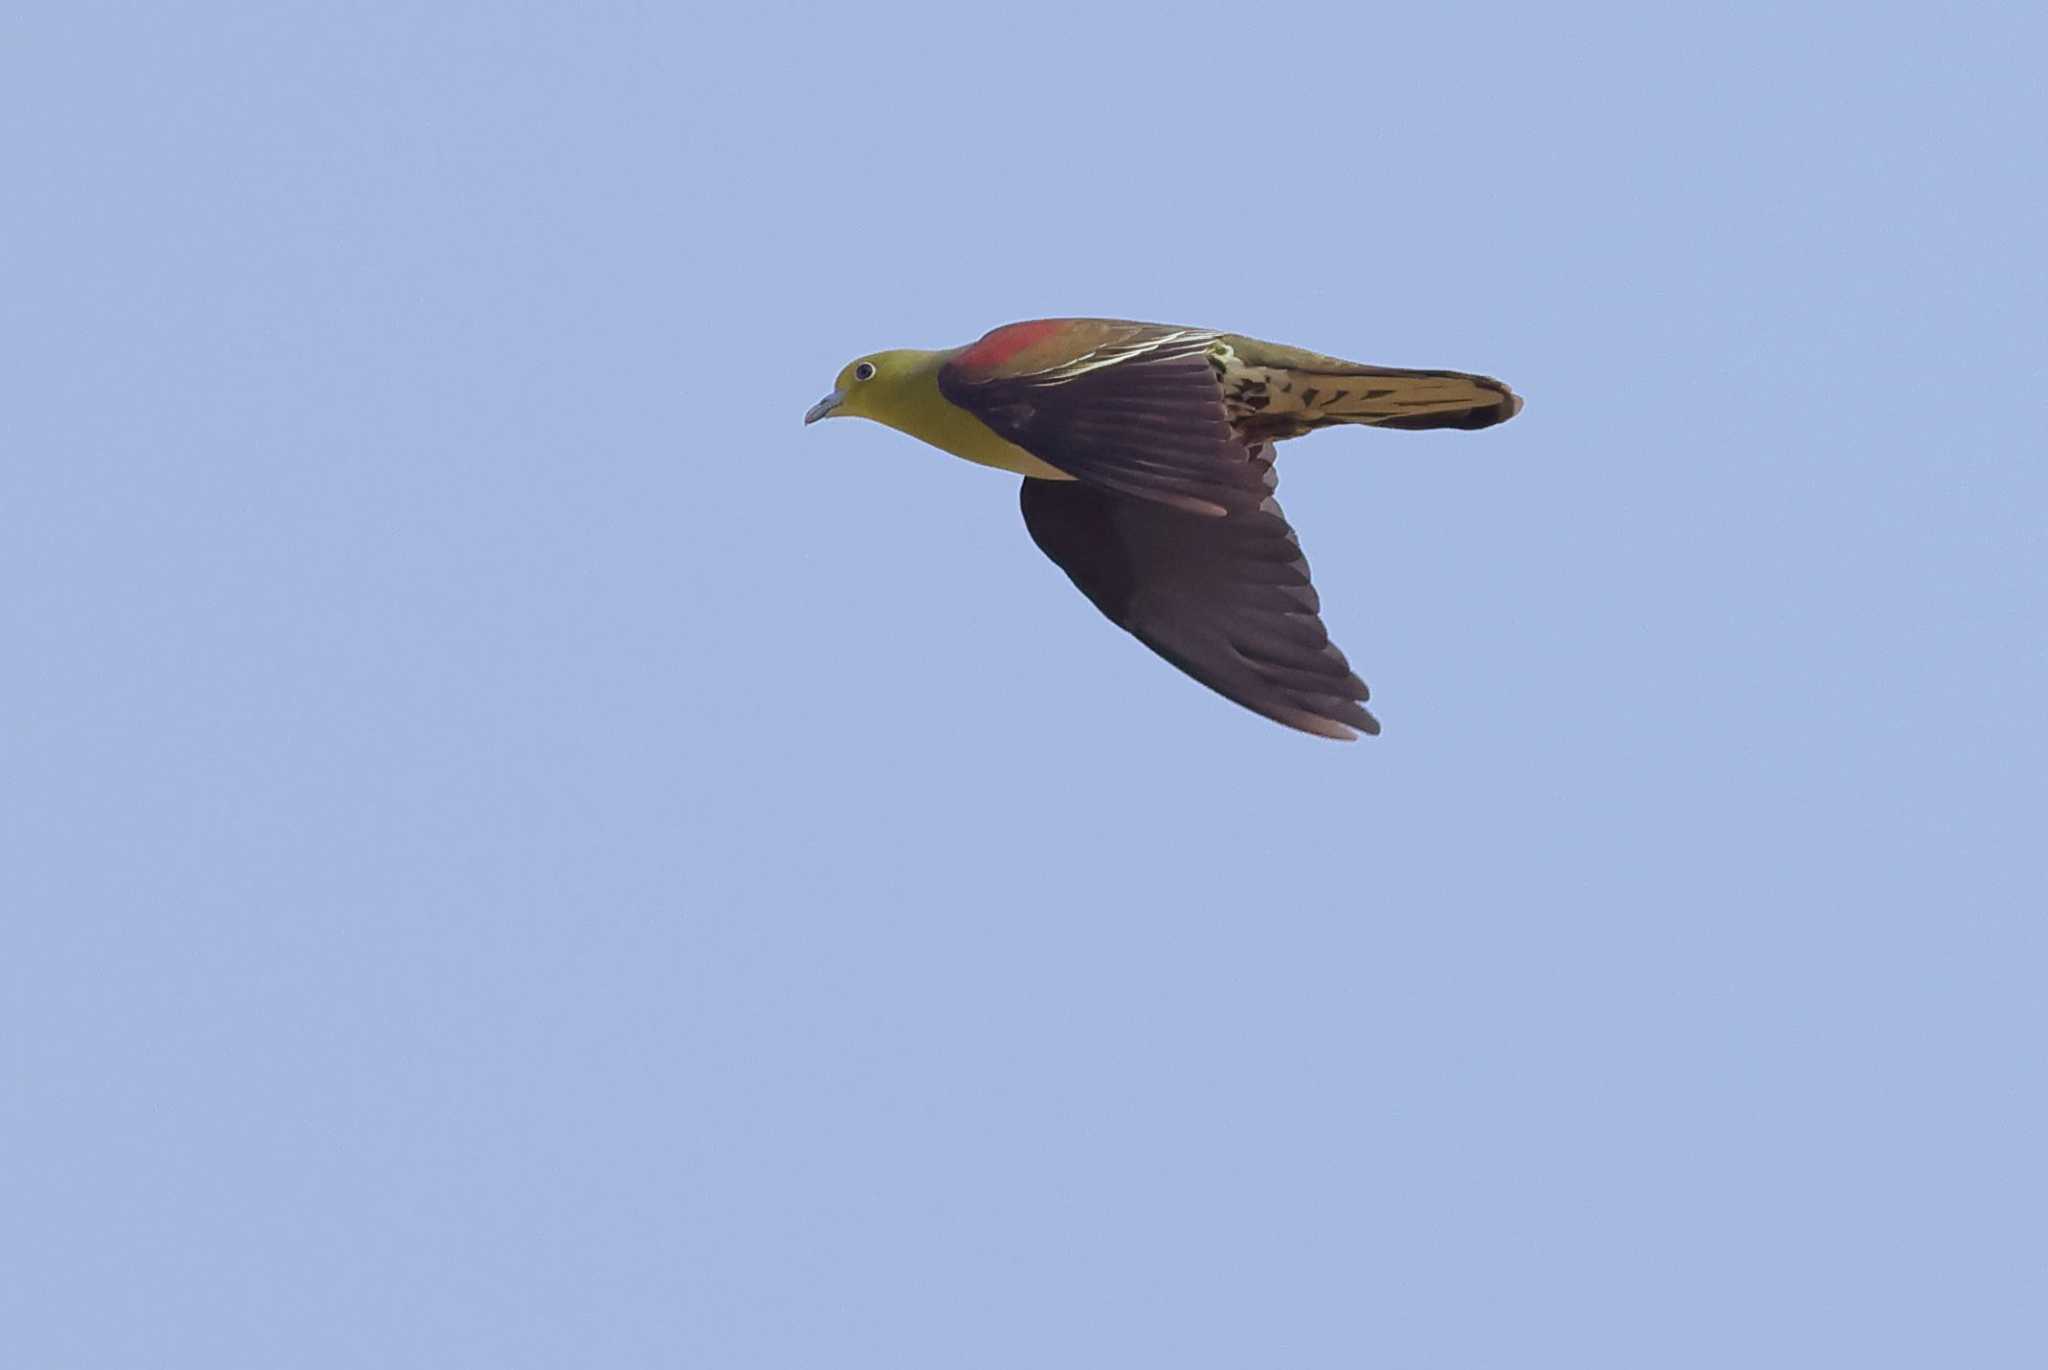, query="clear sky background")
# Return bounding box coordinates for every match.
[4,3,2043,1366]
